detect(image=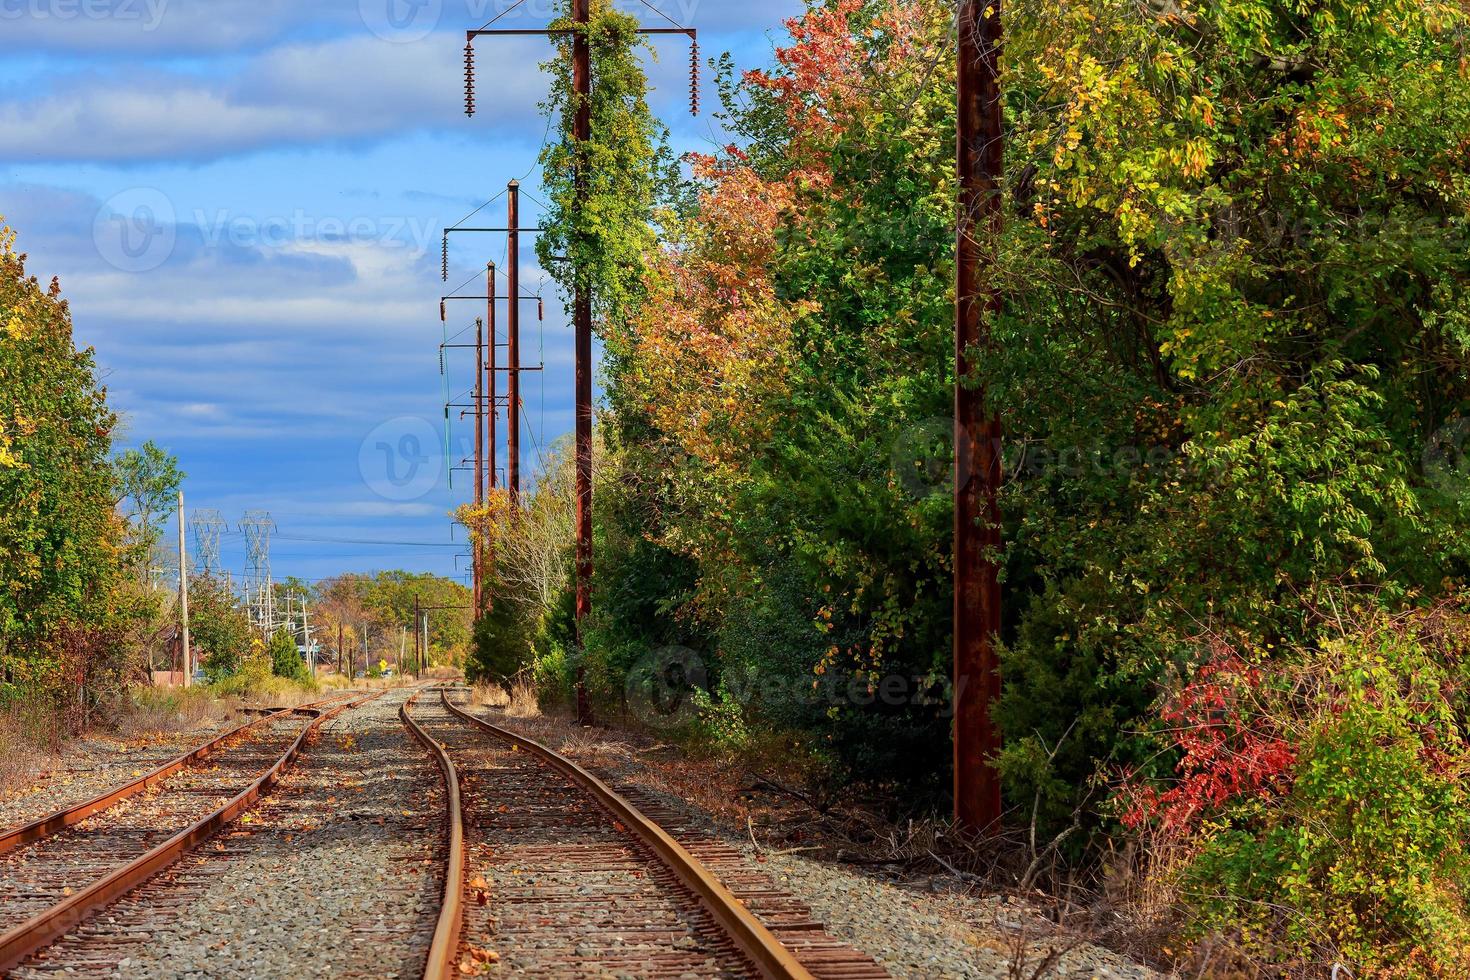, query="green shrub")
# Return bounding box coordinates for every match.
[1126,606,1470,974]
[267,629,307,682]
